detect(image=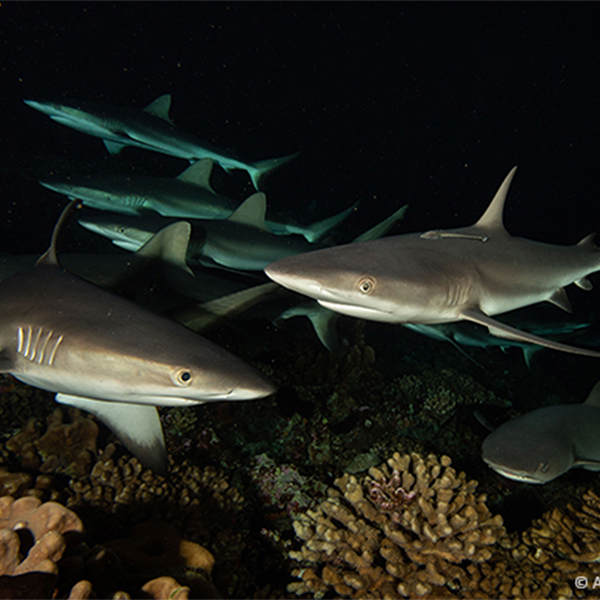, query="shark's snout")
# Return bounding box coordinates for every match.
[264,259,323,297]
